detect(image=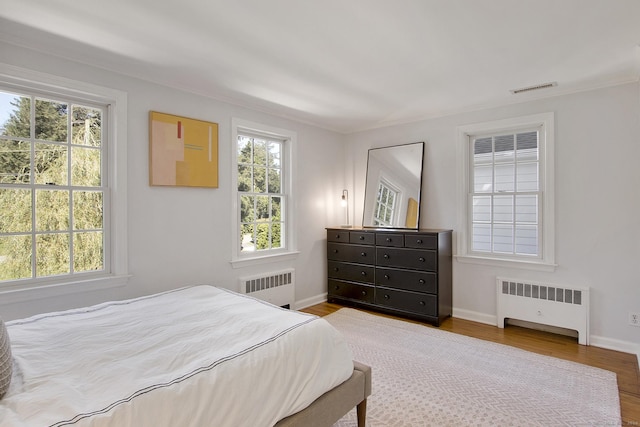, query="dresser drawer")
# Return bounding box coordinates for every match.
[328,243,375,264]
[404,233,438,250]
[375,288,437,317]
[327,230,350,243]
[350,231,375,245]
[328,280,375,303]
[376,247,437,271]
[375,233,404,247]
[375,267,437,294]
[328,261,374,284]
